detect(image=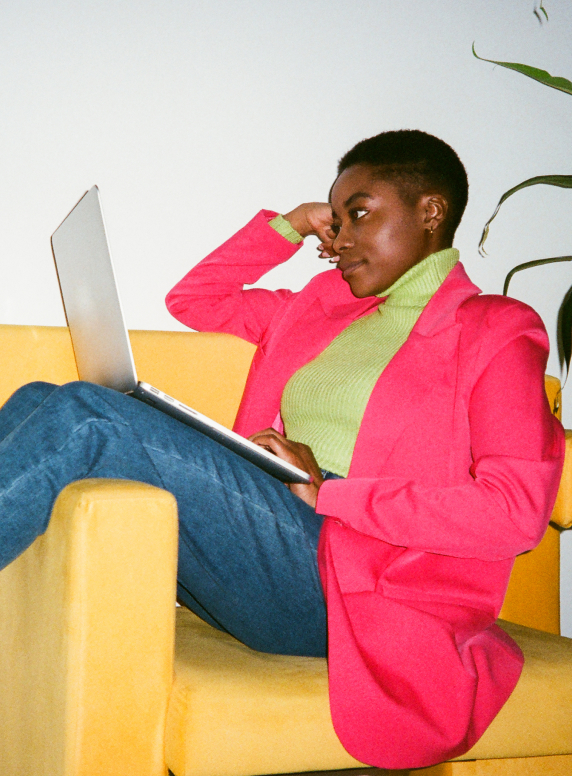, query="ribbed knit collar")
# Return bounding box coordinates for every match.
[378,247,459,310]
